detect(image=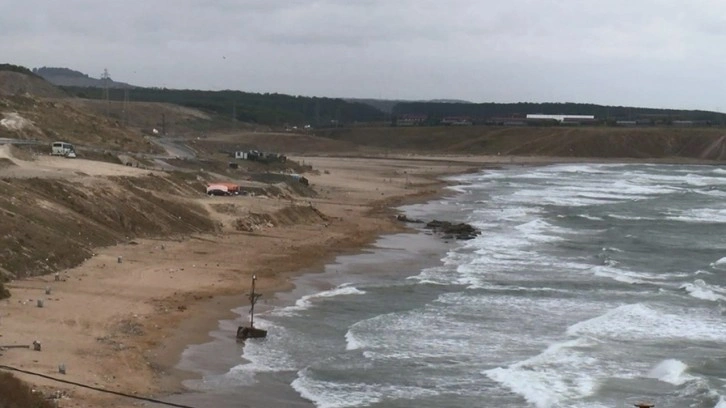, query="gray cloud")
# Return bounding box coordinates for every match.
[2,0,726,110]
